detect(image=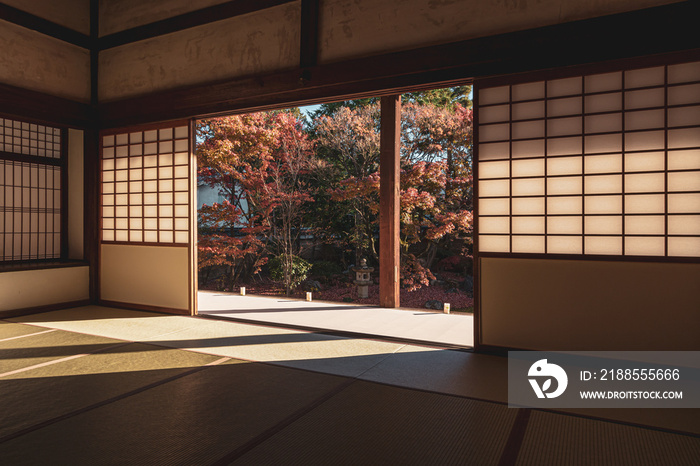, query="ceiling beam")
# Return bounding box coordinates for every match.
[0,2,90,49]
[97,0,296,51]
